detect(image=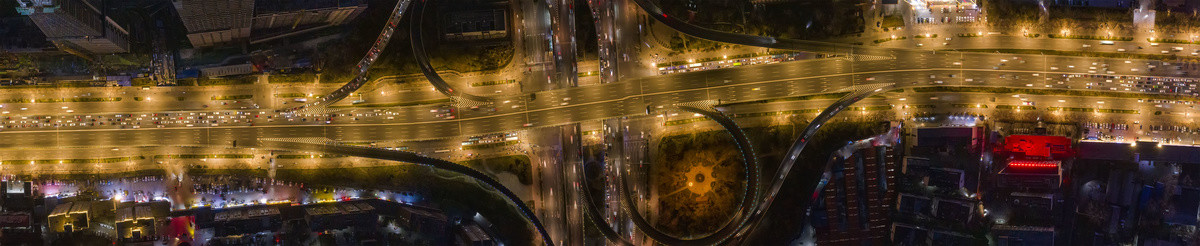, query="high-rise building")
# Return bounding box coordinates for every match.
[171,0,255,47]
[811,145,899,245]
[15,0,130,54]
[171,0,366,47]
[809,124,902,245]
